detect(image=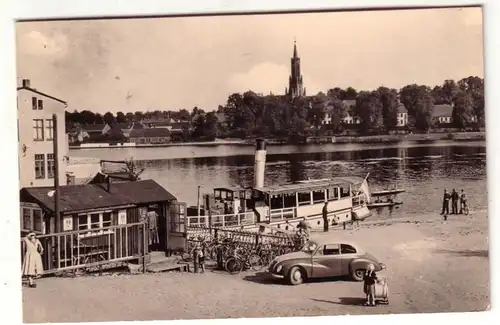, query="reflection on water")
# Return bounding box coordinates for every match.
[71,141,487,220]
